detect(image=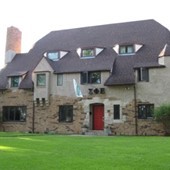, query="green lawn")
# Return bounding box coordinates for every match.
[0,133,170,170]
